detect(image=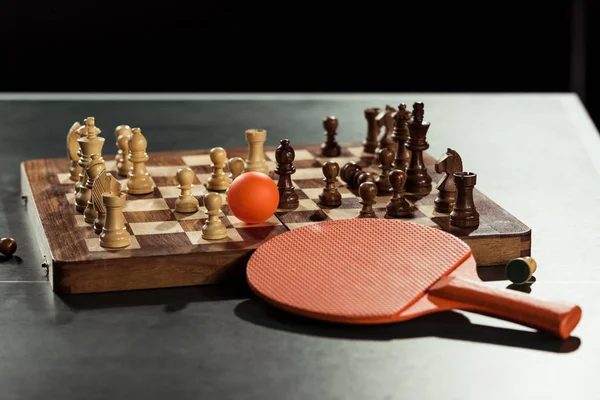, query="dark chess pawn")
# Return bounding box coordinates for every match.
[318,161,342,207]
[357,181,378,218]
[340,161,377,188]
[385,170,411,218]
[375,148,394,194]
[321,116,341,157]
[450,172,480,228]
[275,139,299,209]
